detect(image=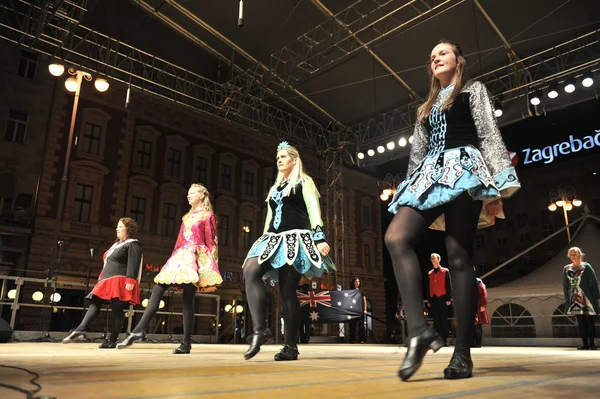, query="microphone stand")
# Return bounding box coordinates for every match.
[40,240,64,341]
